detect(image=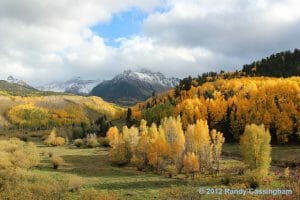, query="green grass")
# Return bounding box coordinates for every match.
[17,140,300,199]
[35,143,189,199]
[223,144,300,164]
